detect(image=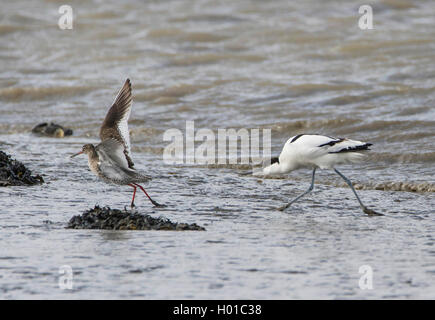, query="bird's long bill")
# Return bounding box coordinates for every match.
[70,151,83,158]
